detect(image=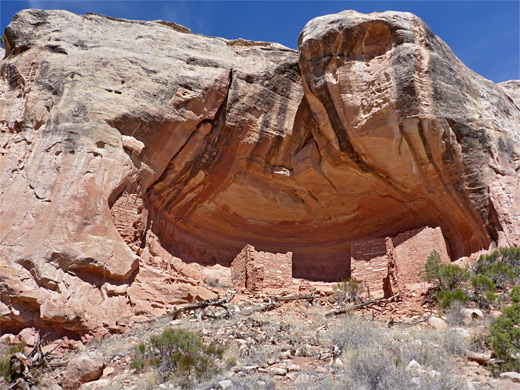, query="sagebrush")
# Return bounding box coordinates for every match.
[131,328,230,387]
